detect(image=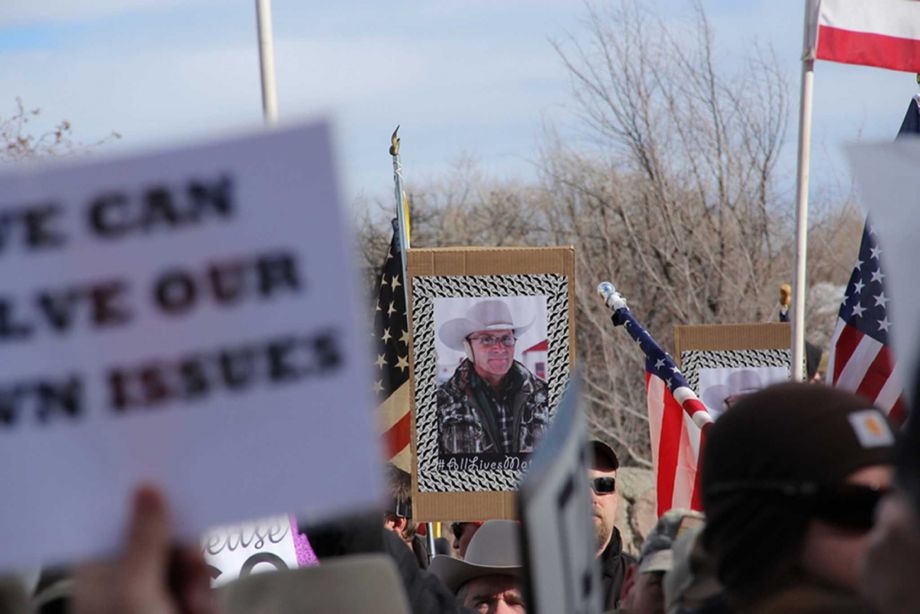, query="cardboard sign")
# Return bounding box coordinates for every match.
[202,514,317,587]
[518,373,602,614]
[674,323,791,419]
[407,247,576,521]
[0,123,382,570]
